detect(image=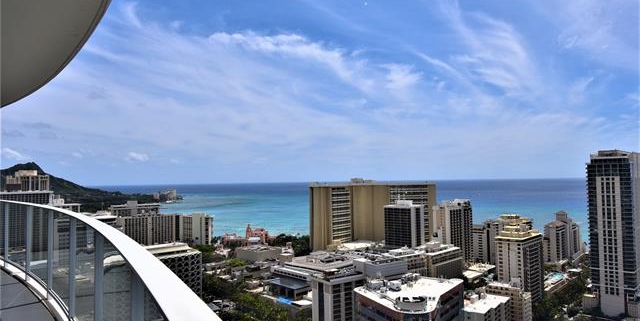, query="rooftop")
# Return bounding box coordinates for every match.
[238,245,281,253]
[267,277,310,291]
[338,240,377,251]
[287,252,354,272]
[591,150,633,158]
[309,178,435,187]
[463,294,509,314]
[467,263,496,273]
[496,225,542,240]
[355,277,463,314]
